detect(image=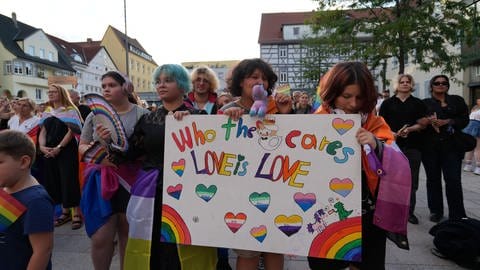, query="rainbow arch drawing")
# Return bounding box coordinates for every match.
[161,204,191,244]
[308,216,362,262]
